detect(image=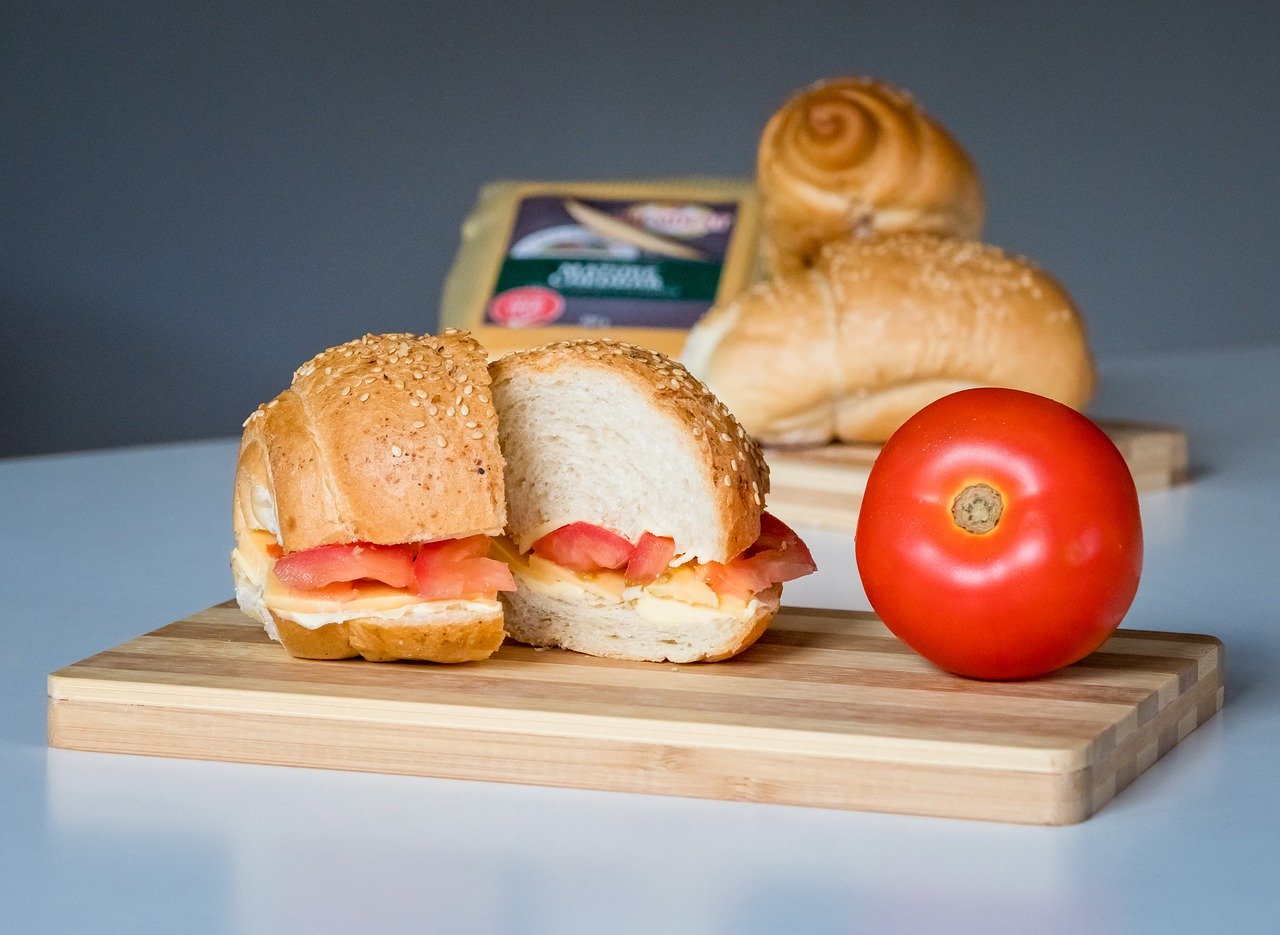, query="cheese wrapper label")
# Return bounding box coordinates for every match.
[439,180,761,357]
